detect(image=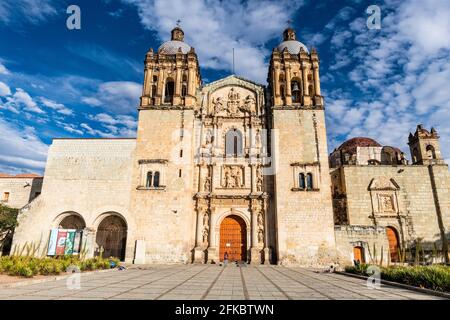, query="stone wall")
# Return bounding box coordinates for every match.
[129,109,195,264]
[272,109,336,266]
[0,177,42,209]
[335,225,390,266]
[337,164,450,249]
[11,138,136,260]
